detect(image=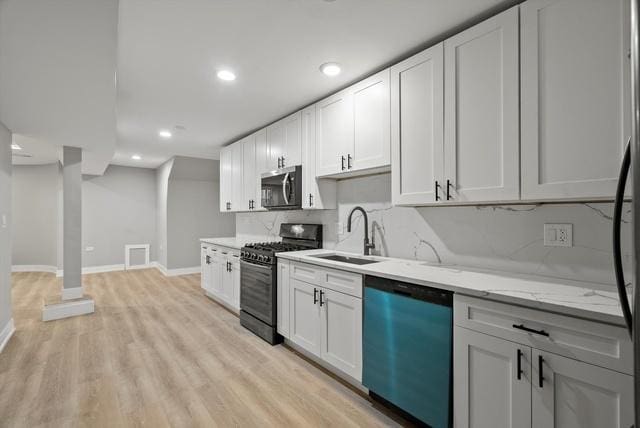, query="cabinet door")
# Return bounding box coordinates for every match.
[531,350,633,428]
[521,0,630,201]
[242,135,256,211]
[219,146,232,212]
[351,69,391,172]
[454,327,531,428]
[301,105,336,209]
[282,111,301,167]
[276,261,290,338]
[316,89,353,177]
[229,258,240,309]
[230,142,244,212]
[267,121,284,172]
[320,288,362,381]
[210,252,224,296]
[201,246,208,289]
[289,278,321,356]
[444,6,520,203]
[254,129,268,211]
[391,43,444,206]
